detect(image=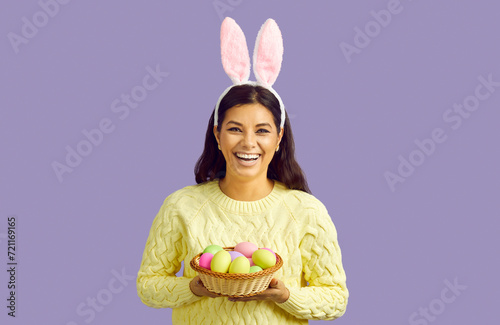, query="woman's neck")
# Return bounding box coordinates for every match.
[218,176,274,201]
